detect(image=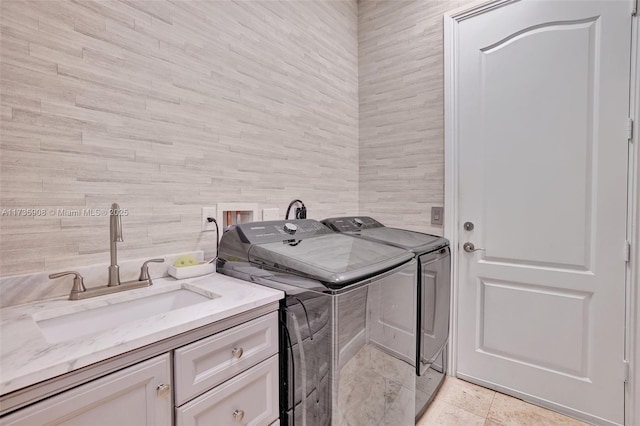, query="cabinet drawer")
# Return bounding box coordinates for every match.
[174,311,278,405]
[176,355,279,426]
